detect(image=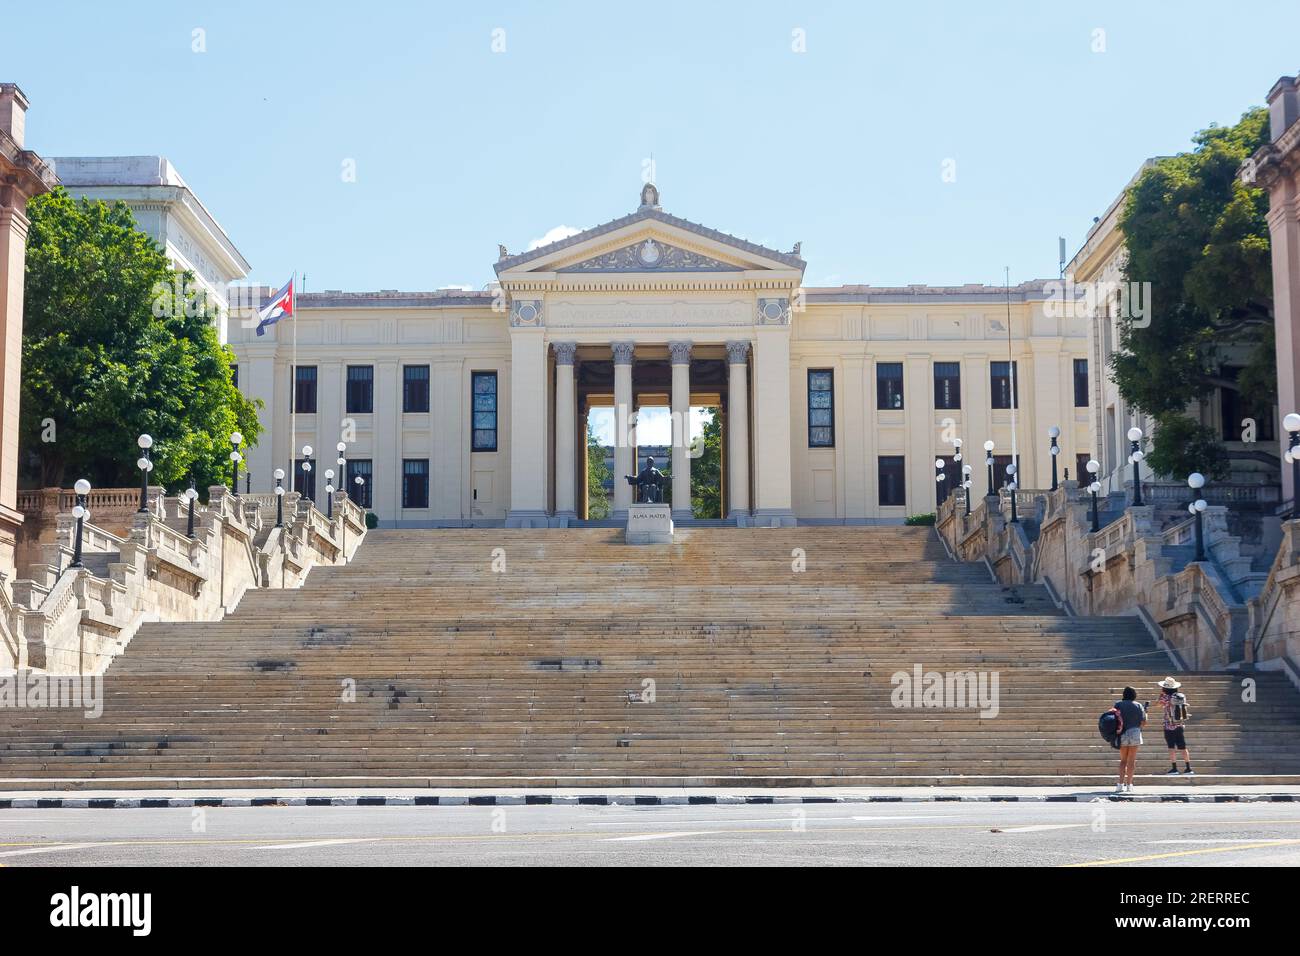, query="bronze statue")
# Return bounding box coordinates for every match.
[625,456,667,504]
